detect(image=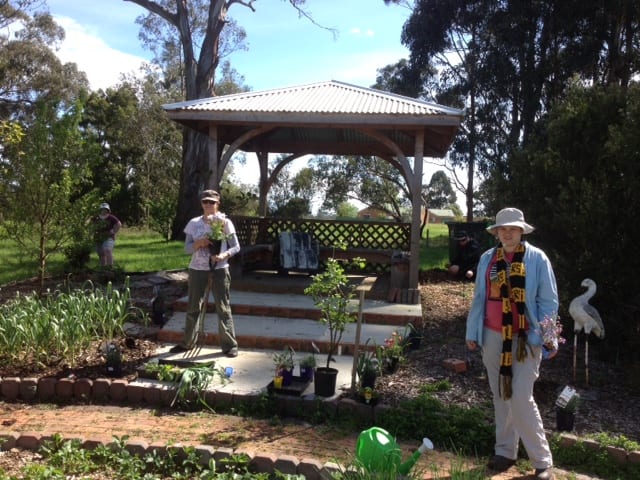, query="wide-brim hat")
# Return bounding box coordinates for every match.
[99,202,110,212]
[200,189,220,202]
[487,207,535,235]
